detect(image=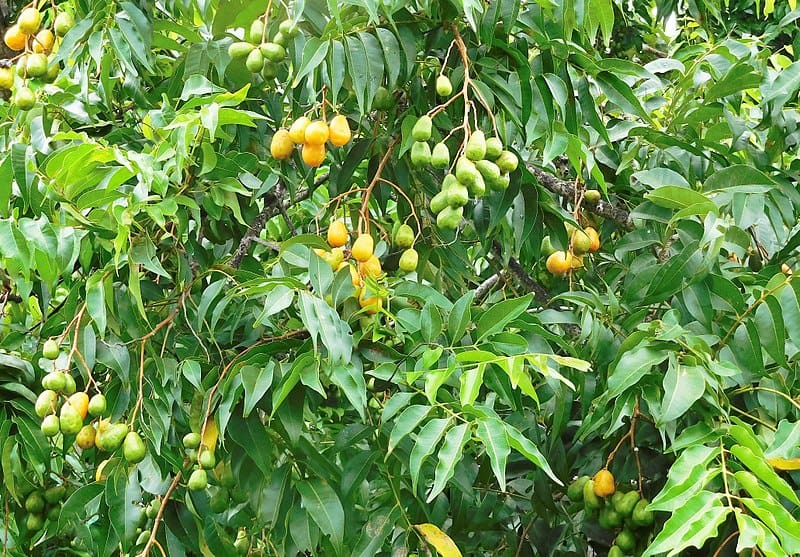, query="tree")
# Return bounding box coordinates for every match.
[0,0,799,555]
